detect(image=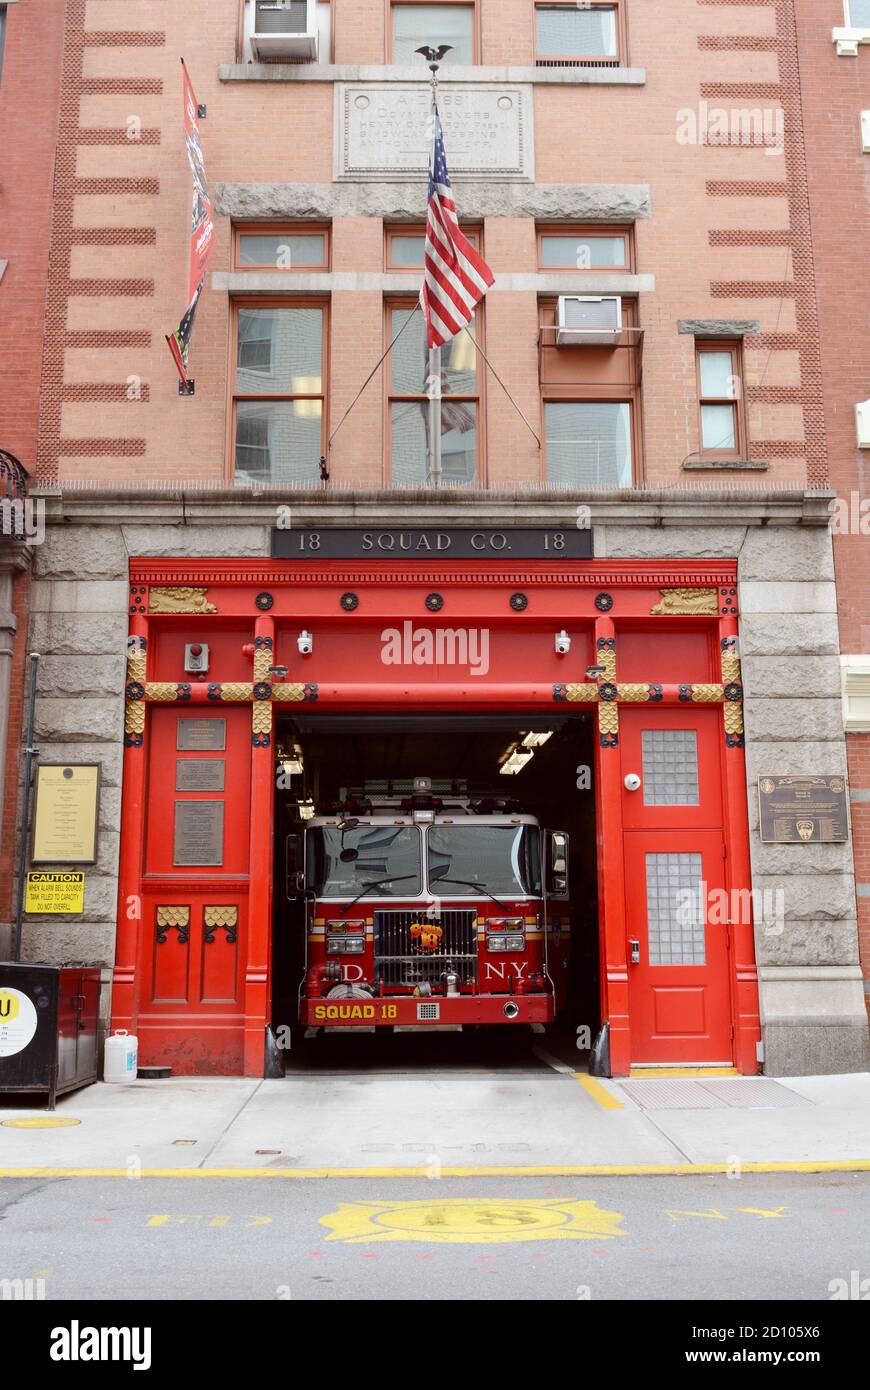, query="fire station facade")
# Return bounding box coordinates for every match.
[11,0,870,1077]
